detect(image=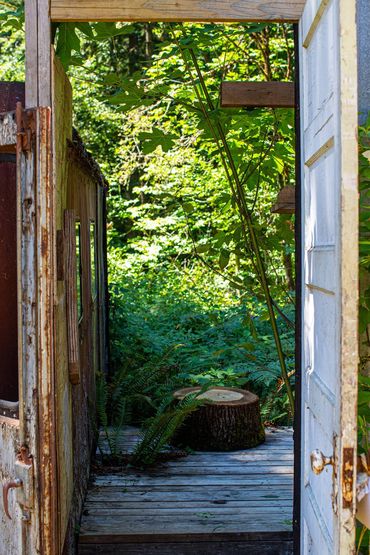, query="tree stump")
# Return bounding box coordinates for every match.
[172,386,265,451]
